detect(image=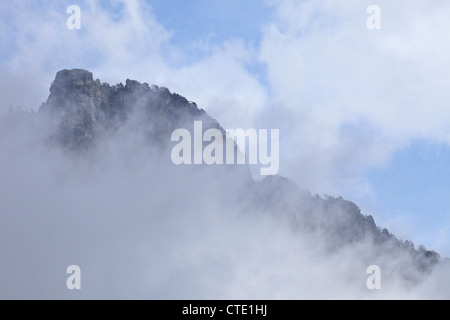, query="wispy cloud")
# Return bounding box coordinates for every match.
[1,1,450,292]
